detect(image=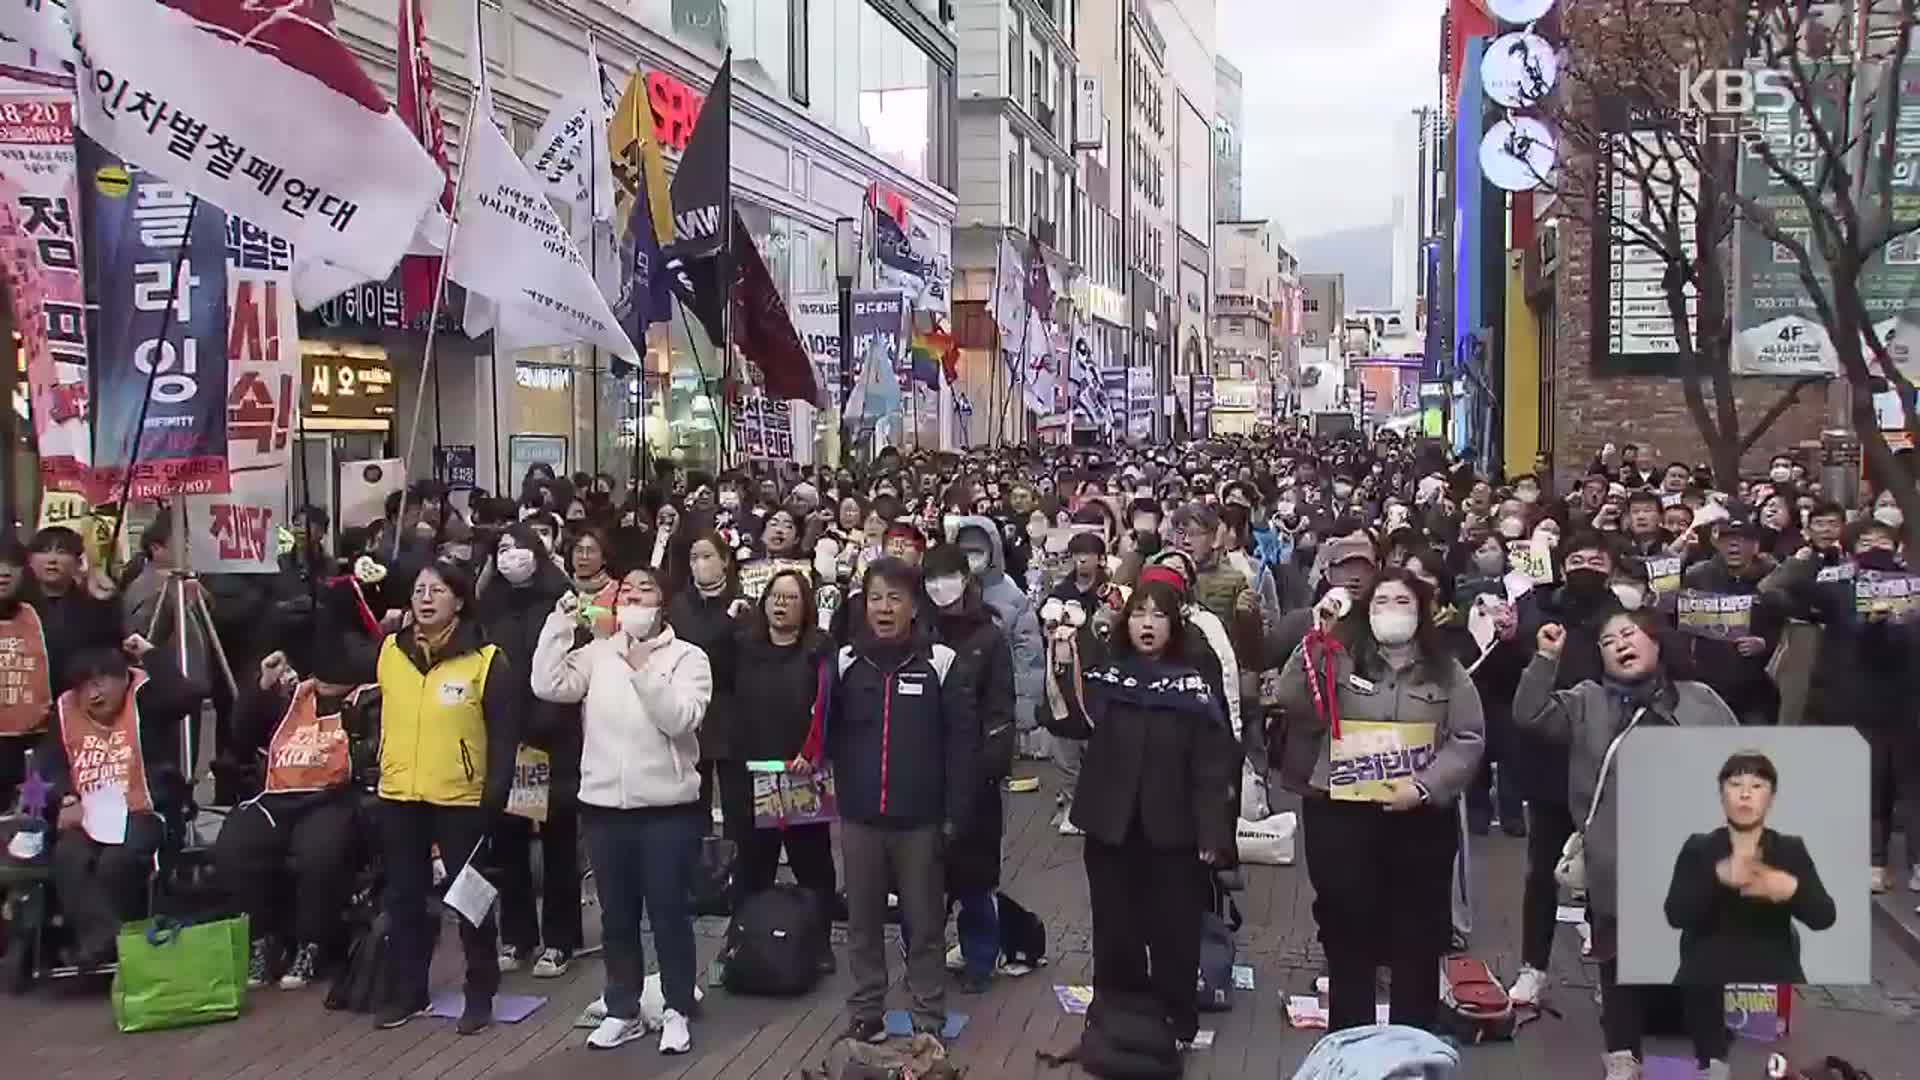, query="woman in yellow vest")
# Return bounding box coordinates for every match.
[373,560,515,1035]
